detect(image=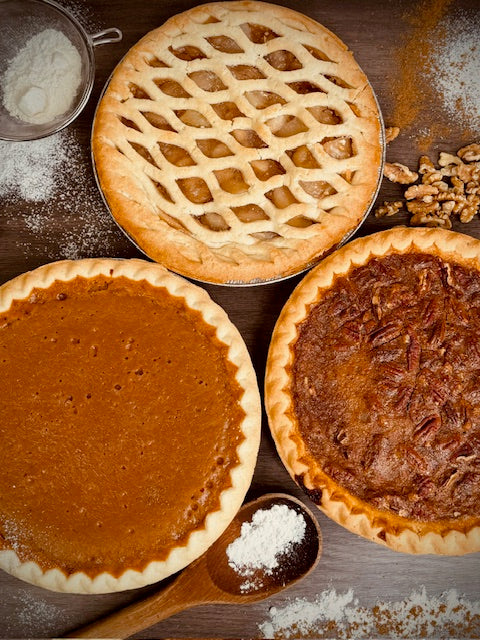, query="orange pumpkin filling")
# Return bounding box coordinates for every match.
[0,275,245,578]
